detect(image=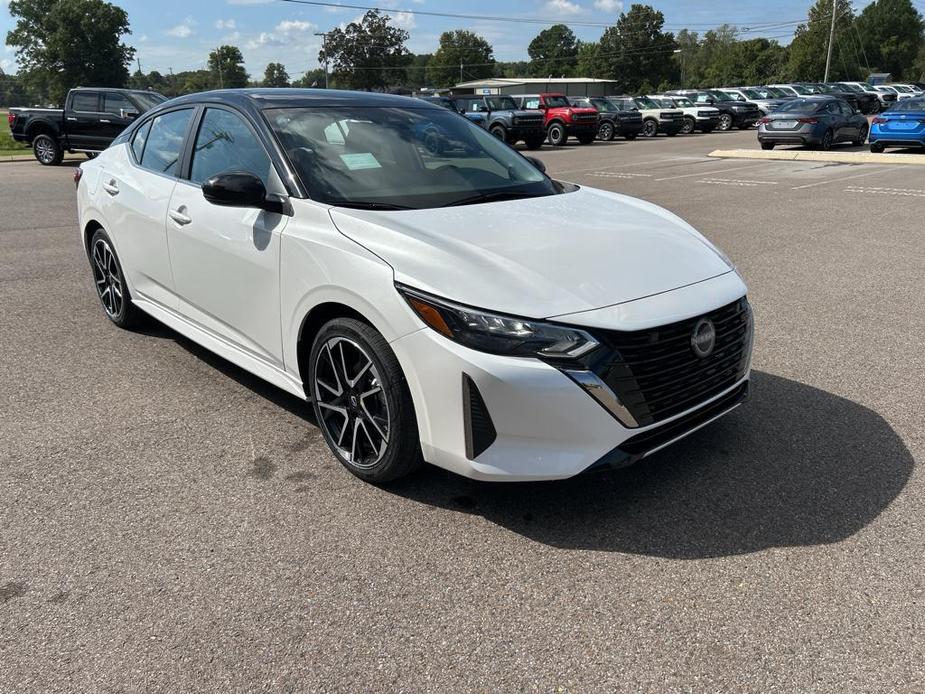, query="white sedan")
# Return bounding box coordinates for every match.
[76,89,753,482]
